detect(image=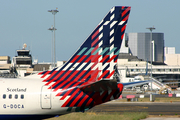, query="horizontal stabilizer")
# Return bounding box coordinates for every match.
[80,79,118,92]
